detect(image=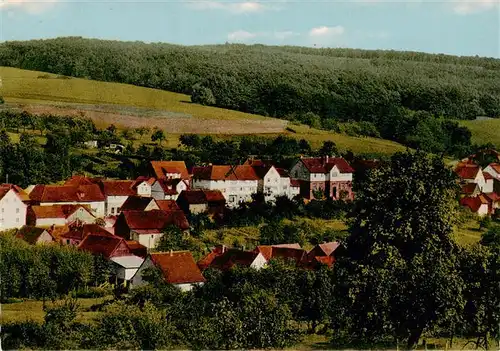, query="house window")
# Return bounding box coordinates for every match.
[16,208,19,213]
[16,218,19,223]
[333,187,337,198]
[111,207,115,214]
[332,172,338,177]
[66,239,70,245]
